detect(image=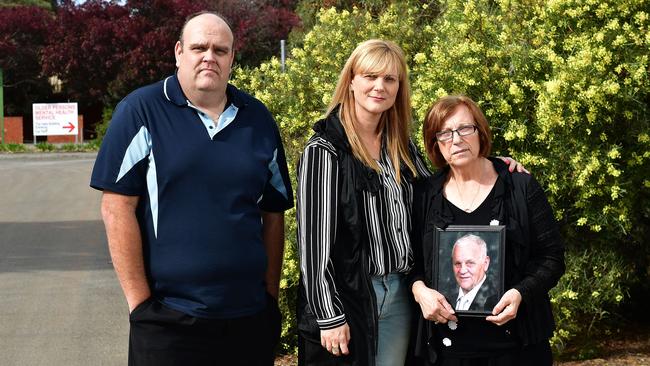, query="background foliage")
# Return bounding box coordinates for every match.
[0,5,53,115]
[2,0,648,358]
[232,0,650,354]
[412,0,649,351]
[0,0,299,134]
[0,0,52,8]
